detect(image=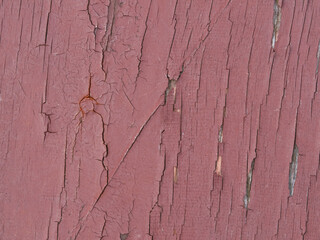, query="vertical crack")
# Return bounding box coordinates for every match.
[215,16,233,176]
[302,180,310,239]
[15,21,24,74]
[99,215,107,239]
[274,201,282,237]
[86,0,95,29]
[46,202,53,240]
[148,150,166,238]
[63,134,67,188]
[165,0,179,79]
[0,17,3,45]
[311,41,320,116]
[133,0,153,93]
[101,0,117,80]
[43,0,53,70]
[18,0,22,19]
[93,109,109,182]
[195,47,206,107]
